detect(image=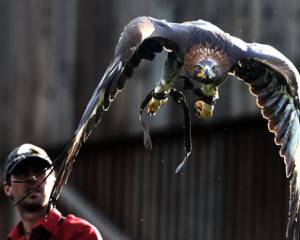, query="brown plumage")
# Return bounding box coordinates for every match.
[184,43,231,79]
[35,16,300,240]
